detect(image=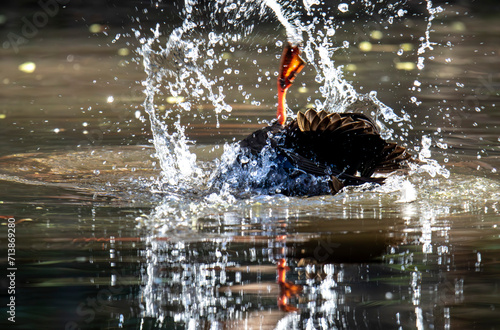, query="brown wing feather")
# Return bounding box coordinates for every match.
[325,113,342,131]
[297,111,307,132]
[304,108,316,123]
[285,108,412,179]
[318,110,329,120]
[316,116,331,131]
[310,114,321,131]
